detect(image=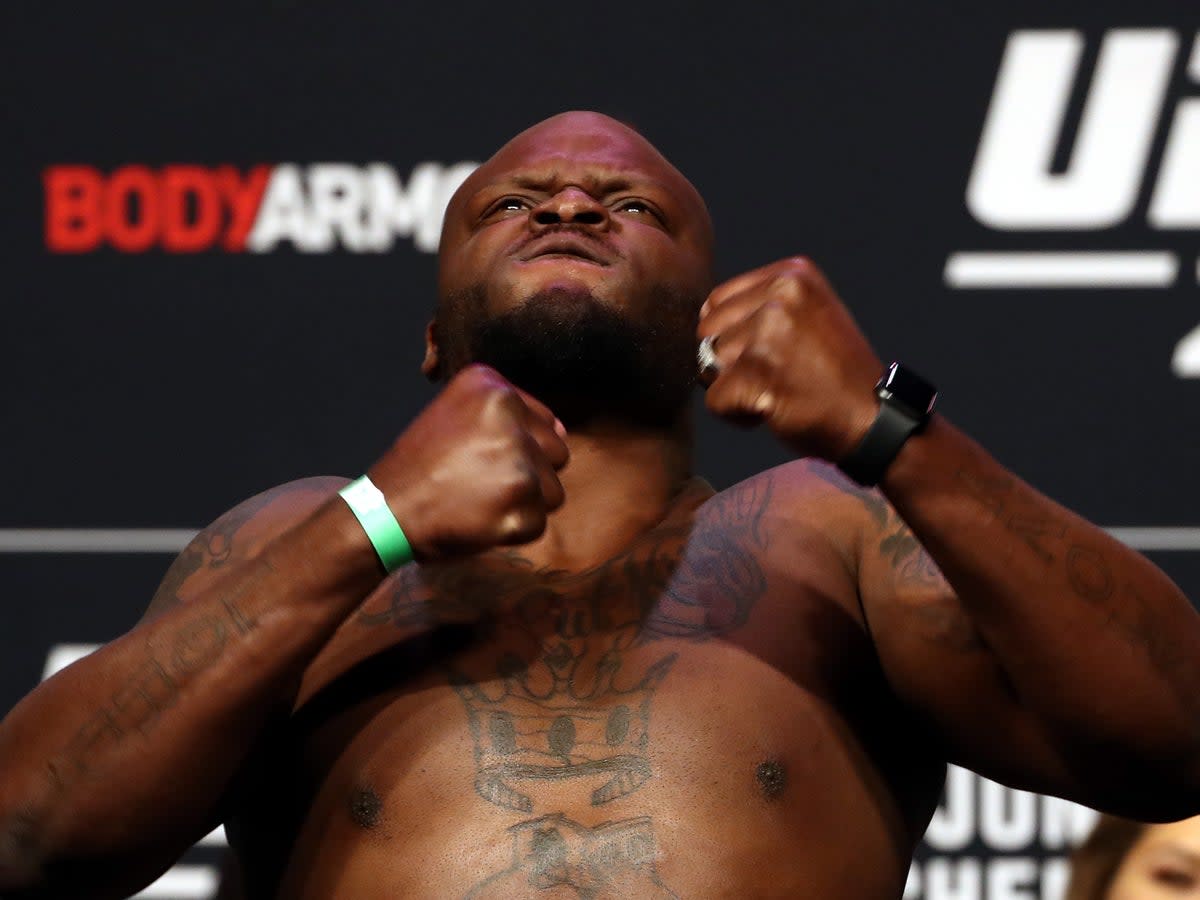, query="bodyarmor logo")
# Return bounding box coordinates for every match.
[43,161,478,255]
[949,28,1200,377]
